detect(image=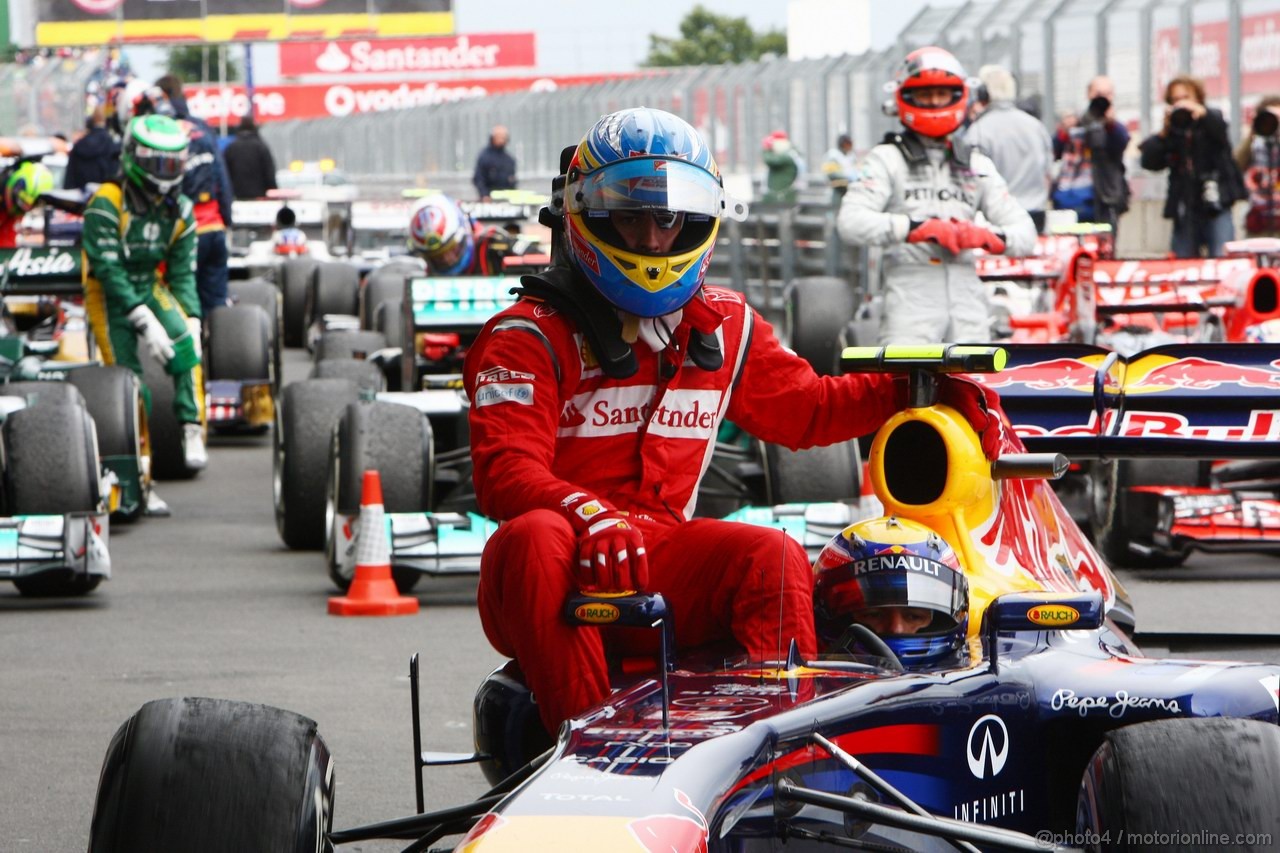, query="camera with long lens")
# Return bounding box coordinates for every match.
[1255,109,1280,138]
[1085,95,1110,123]
[1170,107,1194,130]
